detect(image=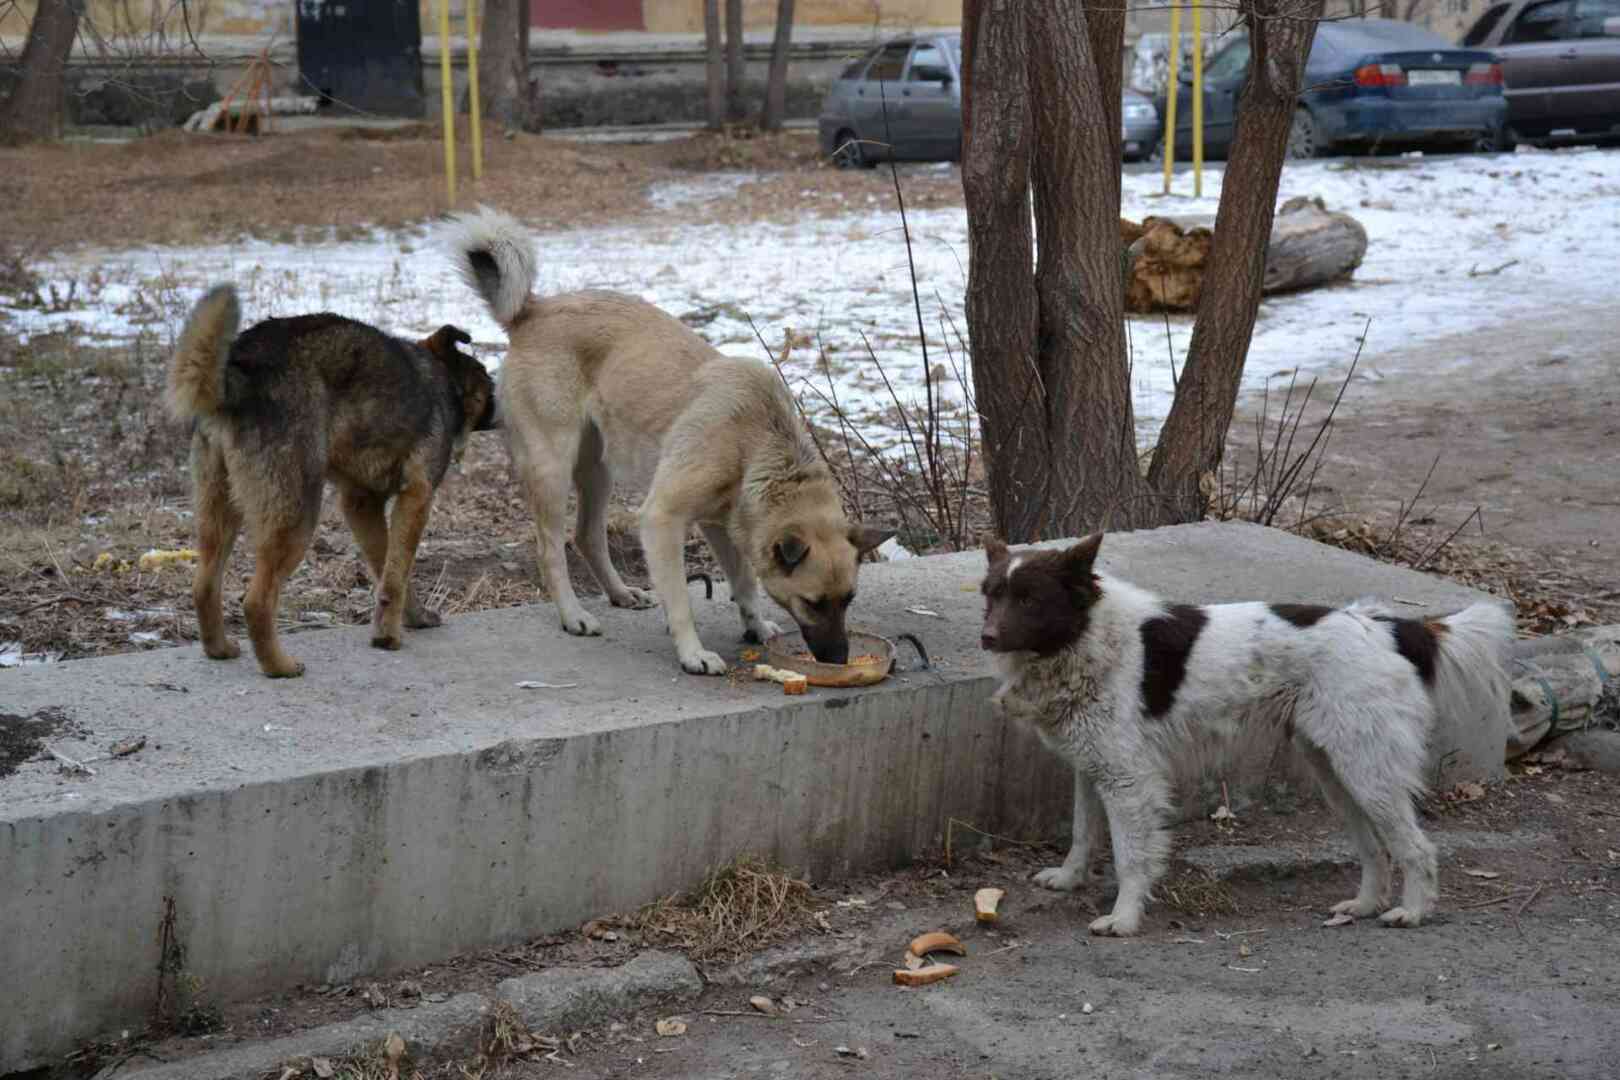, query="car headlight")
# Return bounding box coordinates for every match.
[1124,102,1157,122]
